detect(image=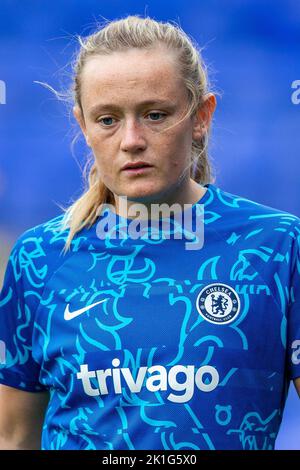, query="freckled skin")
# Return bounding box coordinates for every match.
[73,46,216,214]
